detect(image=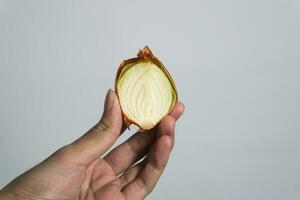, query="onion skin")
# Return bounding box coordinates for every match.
[115,46,178,130]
